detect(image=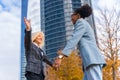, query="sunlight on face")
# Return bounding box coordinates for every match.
[71,13,79,24]
[34,34,43,45]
